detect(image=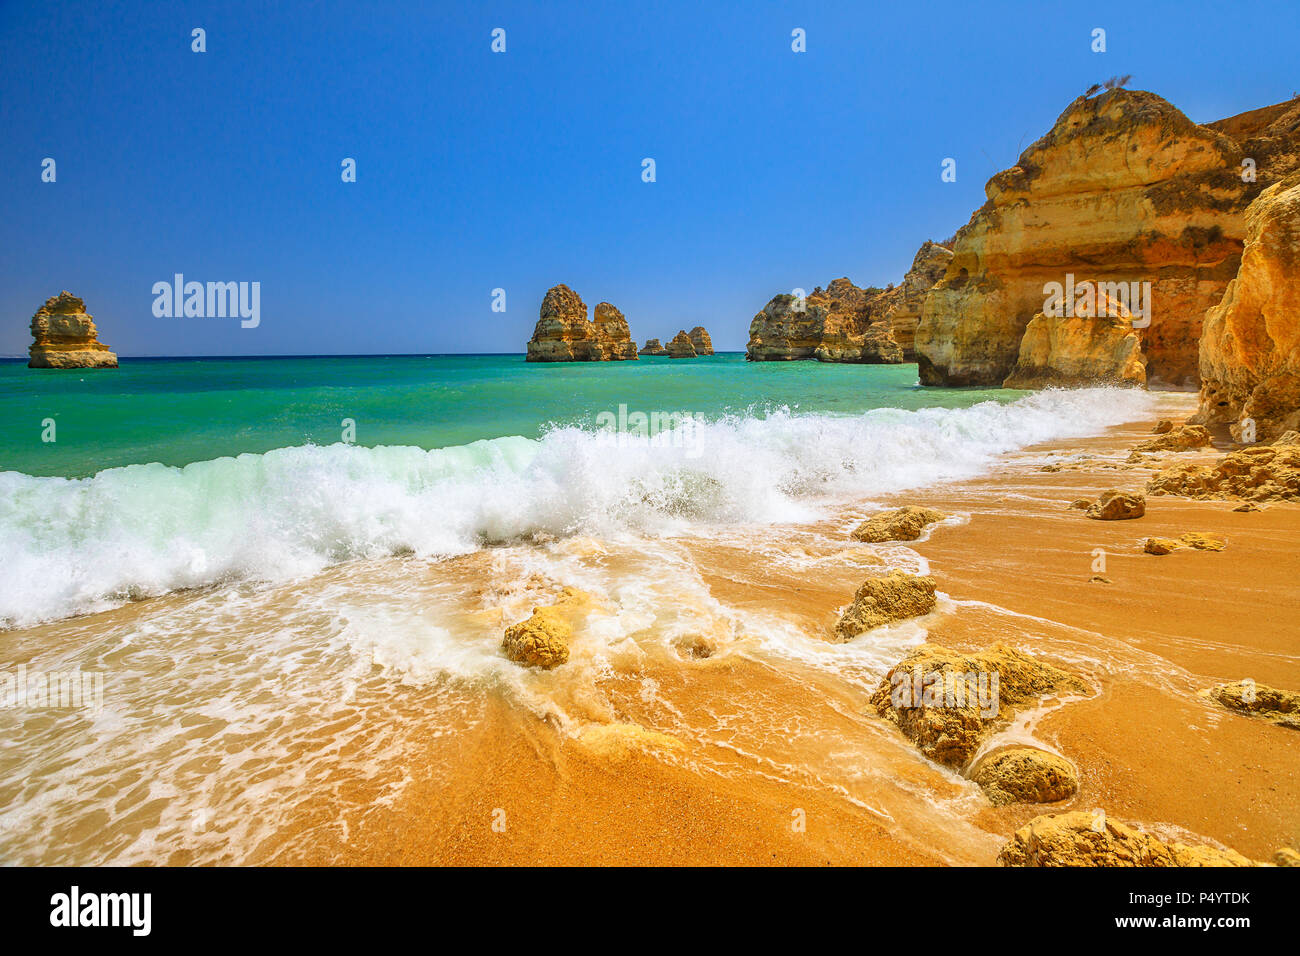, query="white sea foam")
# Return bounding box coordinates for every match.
[0,387,1155,628]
